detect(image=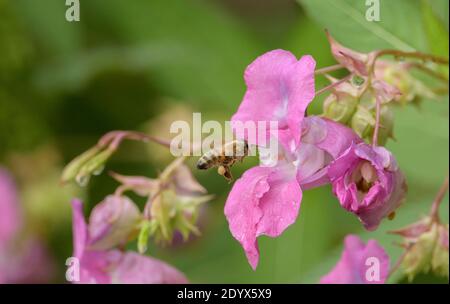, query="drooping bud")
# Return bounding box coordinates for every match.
[61,131,151,186]
[75,148,114,187]
[60,146,101,185]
